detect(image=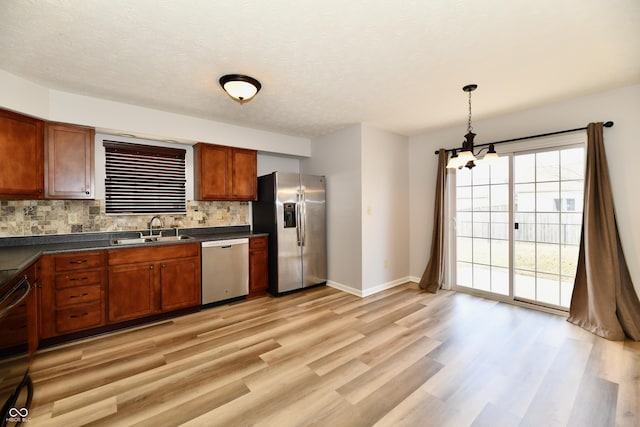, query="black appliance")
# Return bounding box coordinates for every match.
[0,273,34,427]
